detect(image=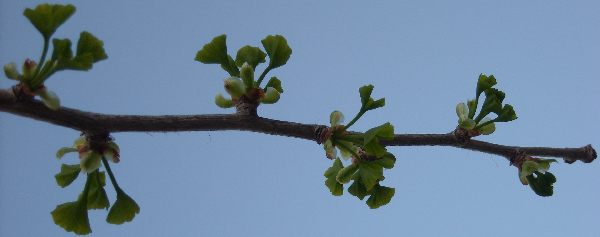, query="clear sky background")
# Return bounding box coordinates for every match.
[1,0,598,236]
